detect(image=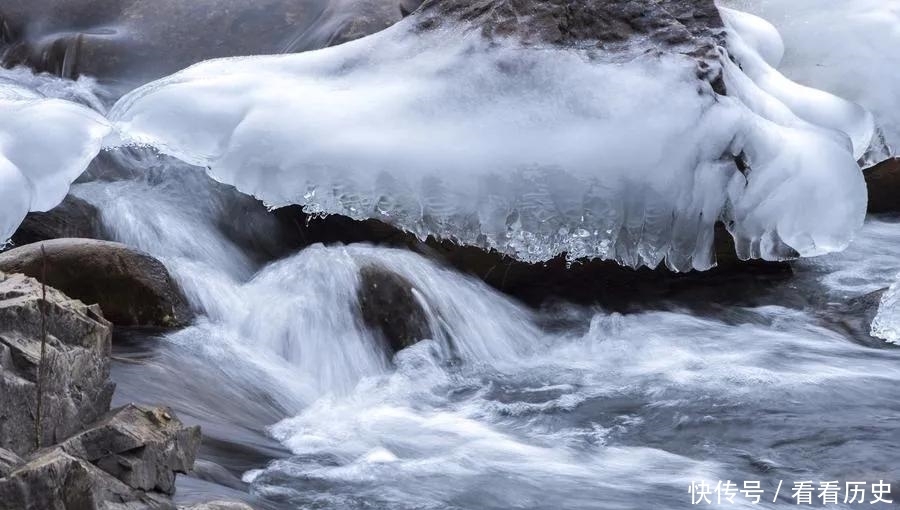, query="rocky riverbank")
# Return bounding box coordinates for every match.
[0,271,246,510]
